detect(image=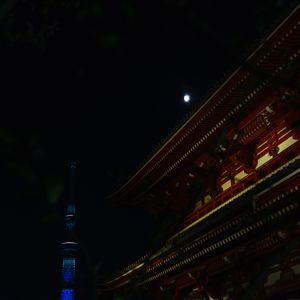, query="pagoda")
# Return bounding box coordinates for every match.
[97,4,300,299]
